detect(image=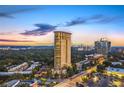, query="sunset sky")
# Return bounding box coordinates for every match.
[0,5,124,46]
